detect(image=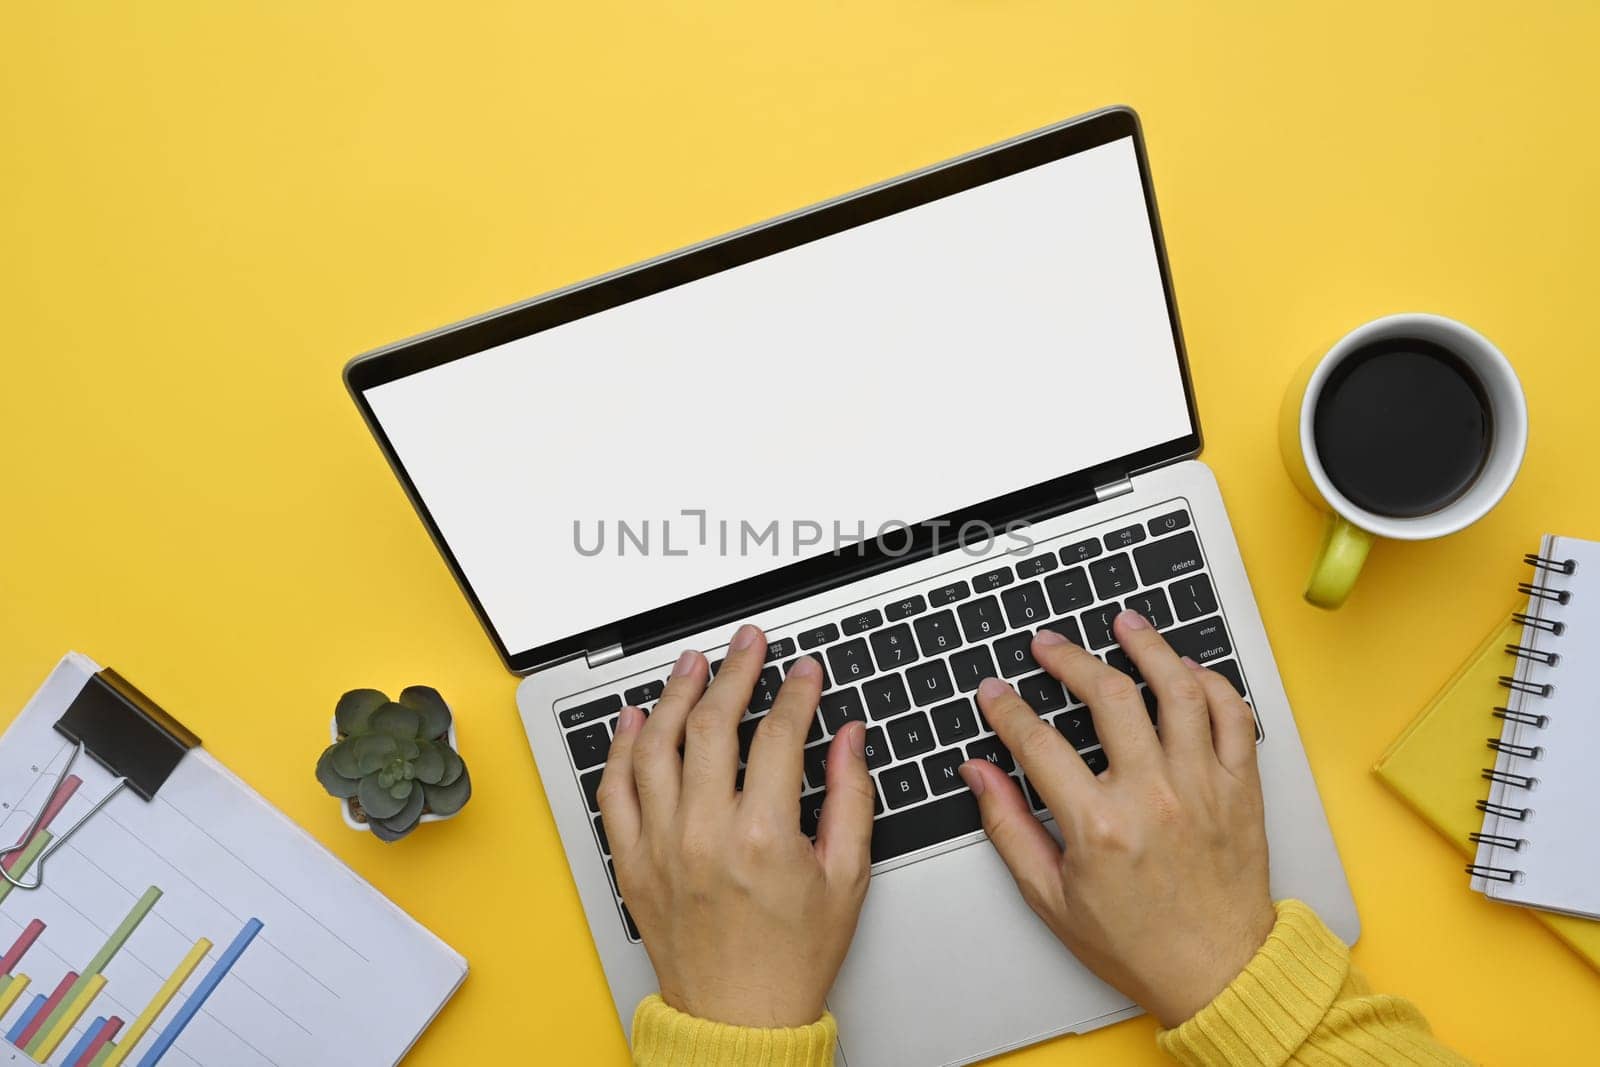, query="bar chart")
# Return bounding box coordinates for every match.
[0,655,467,1066]
[0,771,263,1066]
